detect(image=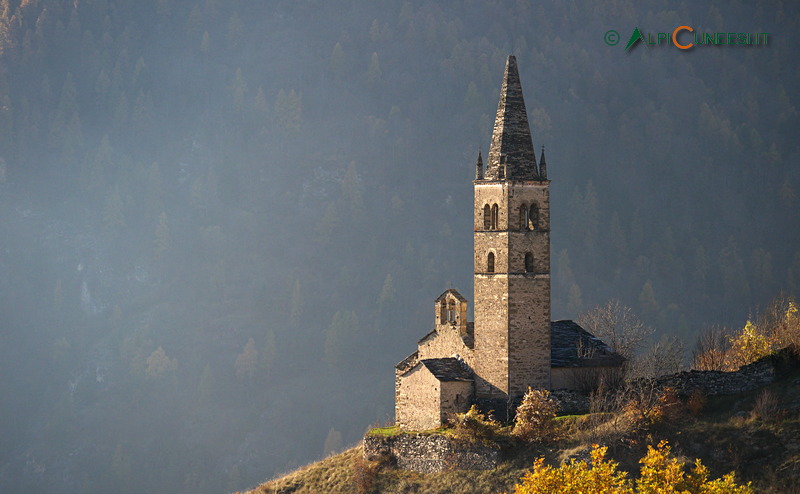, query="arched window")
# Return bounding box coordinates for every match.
[439,299,447,324]
[491,204,499,230]
[487,252,495,273]
[525,252,534,273]
[519,204,529,230]
[529,203,539,230]
[447,300,456,323]
[483,204,491,230]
